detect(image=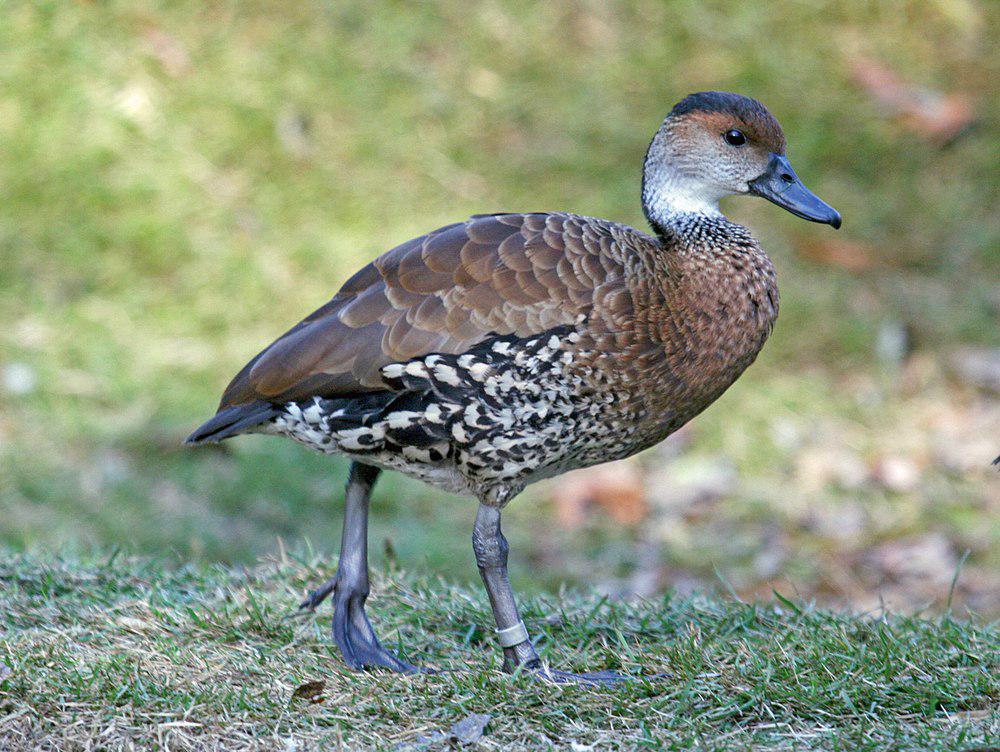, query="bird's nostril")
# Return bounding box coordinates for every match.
[780,172,794,183]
